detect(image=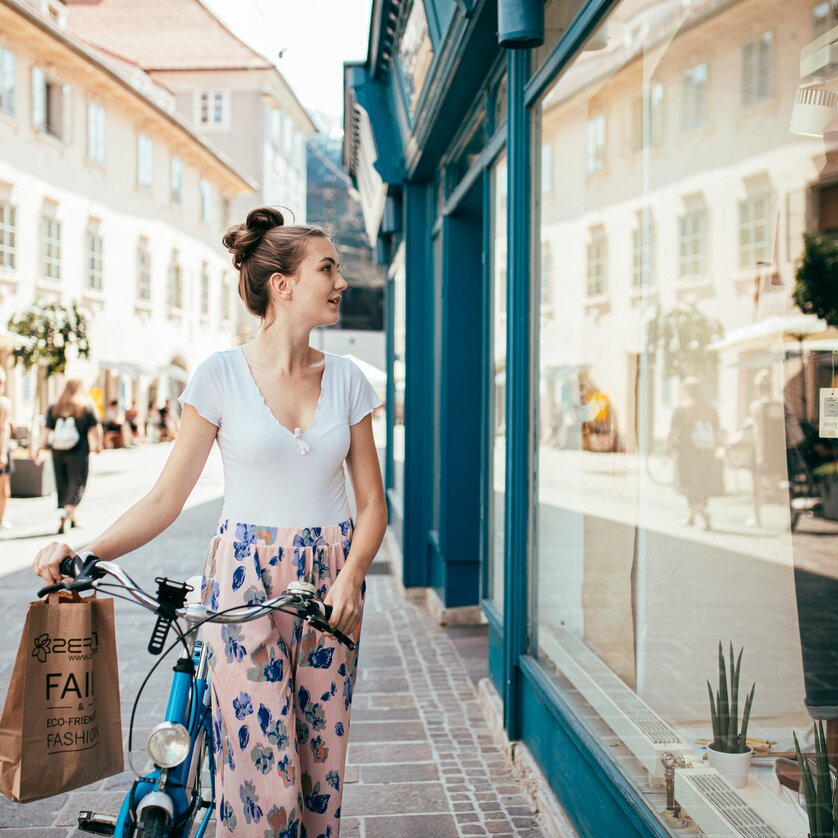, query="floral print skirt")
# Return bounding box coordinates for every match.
[201,517,365,838]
